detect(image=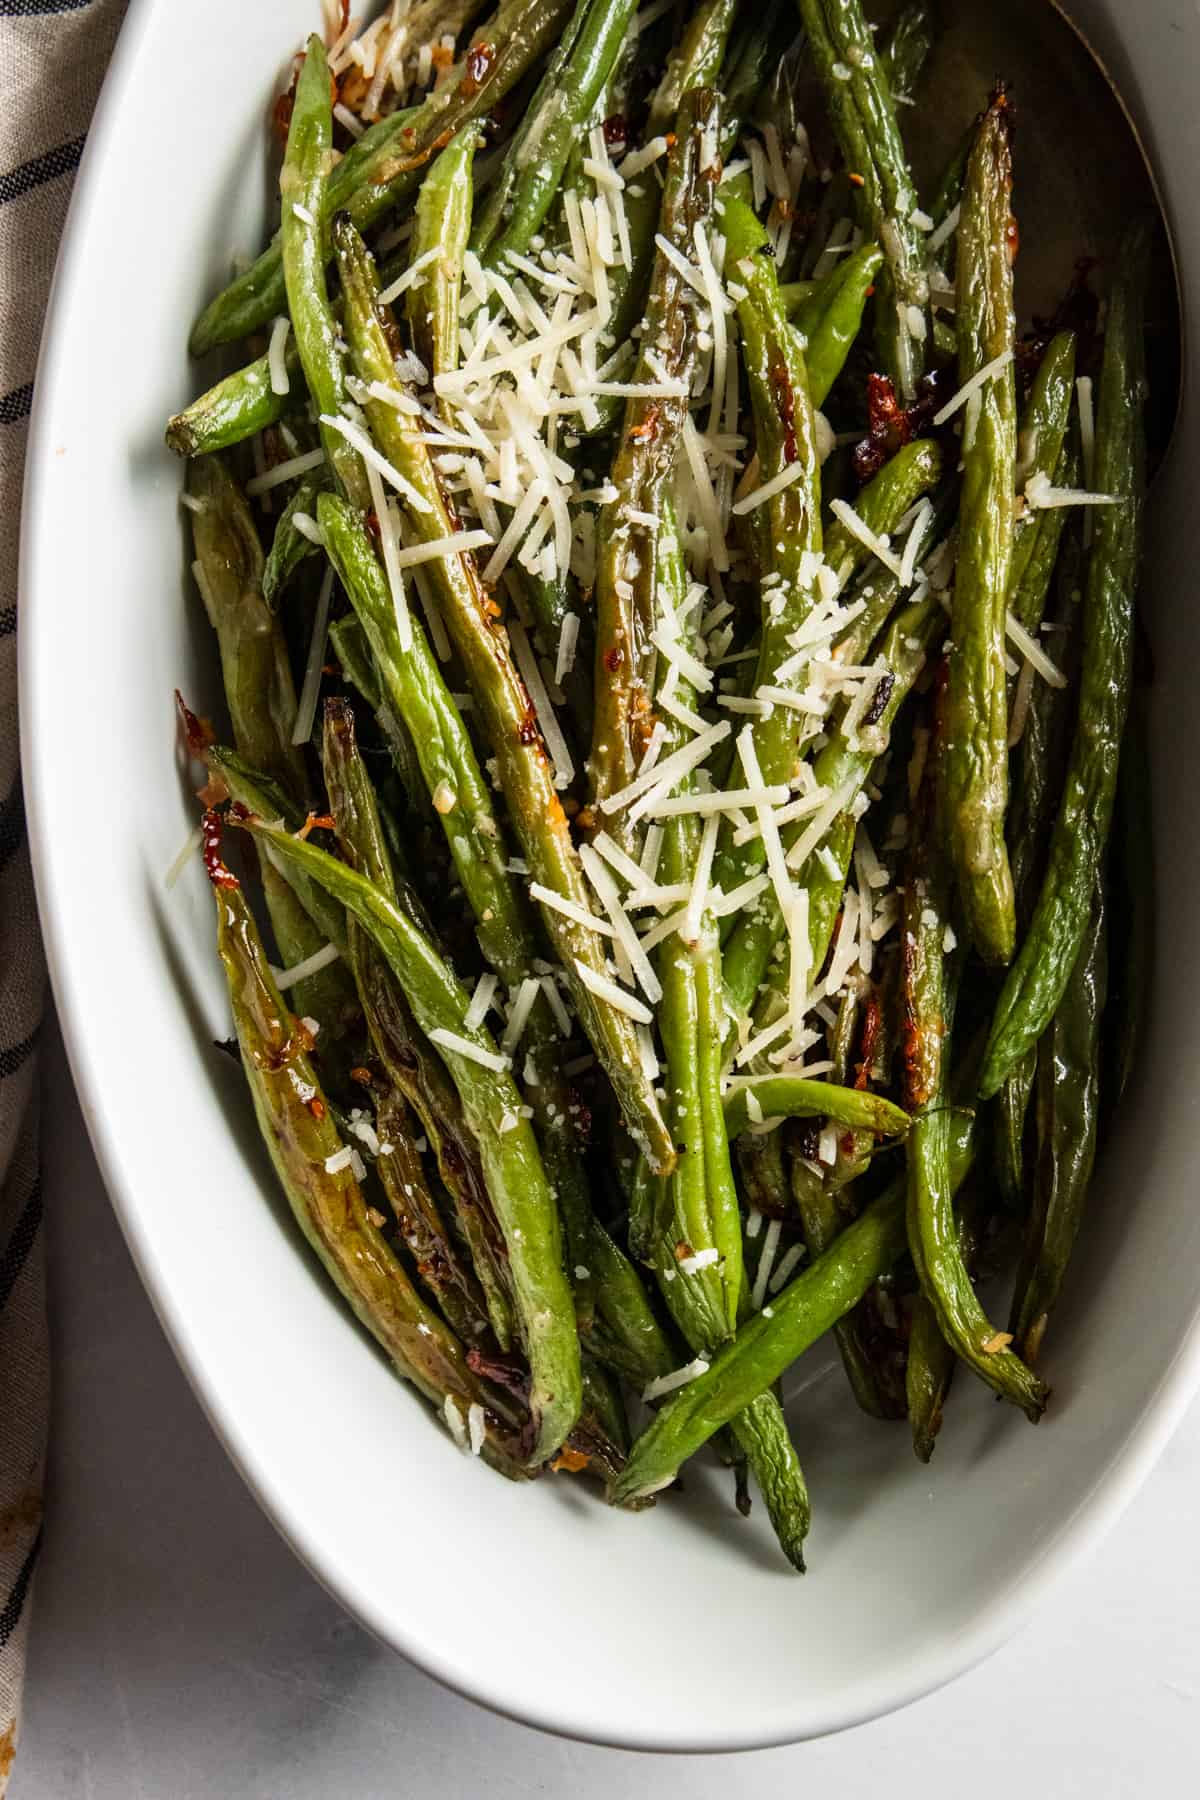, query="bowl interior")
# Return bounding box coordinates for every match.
[20,0,1200,1751]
